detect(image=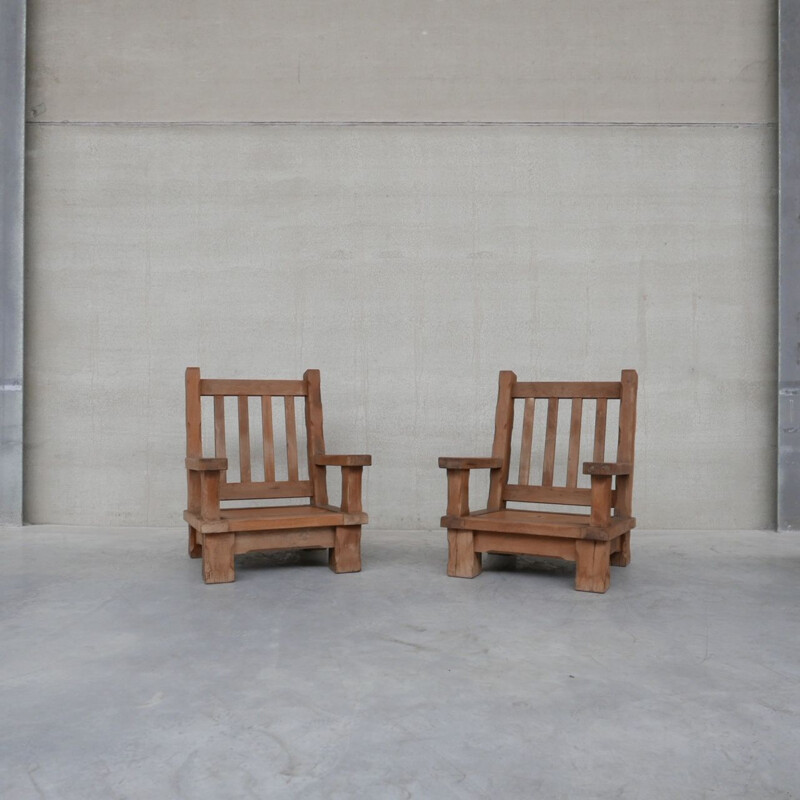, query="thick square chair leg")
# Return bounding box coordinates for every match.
[447,530,482,578]
[575,540,611,593]
[610,531,631,567]
[188,526,202,559]
[329,526,362,573]
[202,532,235,584]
